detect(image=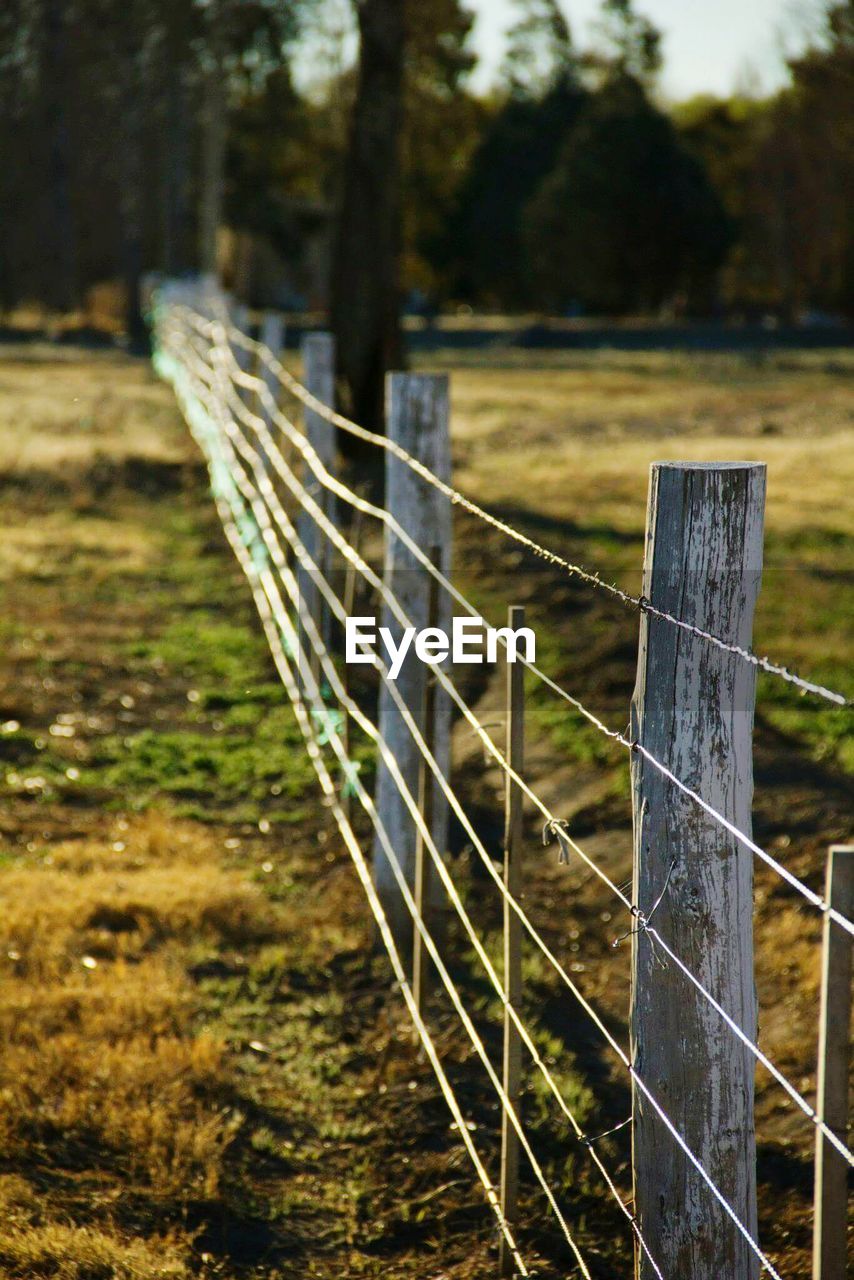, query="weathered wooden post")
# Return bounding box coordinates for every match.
[258,311,285,425]
[630,462,766,1279]
[297,332,336,681]
[197,274,225,323]
[373,373,452,959]
[499,604,525,1276]
[230,301,252,371]
[255,312,285,477]
[813,844,853,1280]
[227,301,252,413]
